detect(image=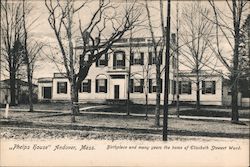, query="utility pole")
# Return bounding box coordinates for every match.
[163,0,171,141]
[127,29,132,116]
[176,0,180,118]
